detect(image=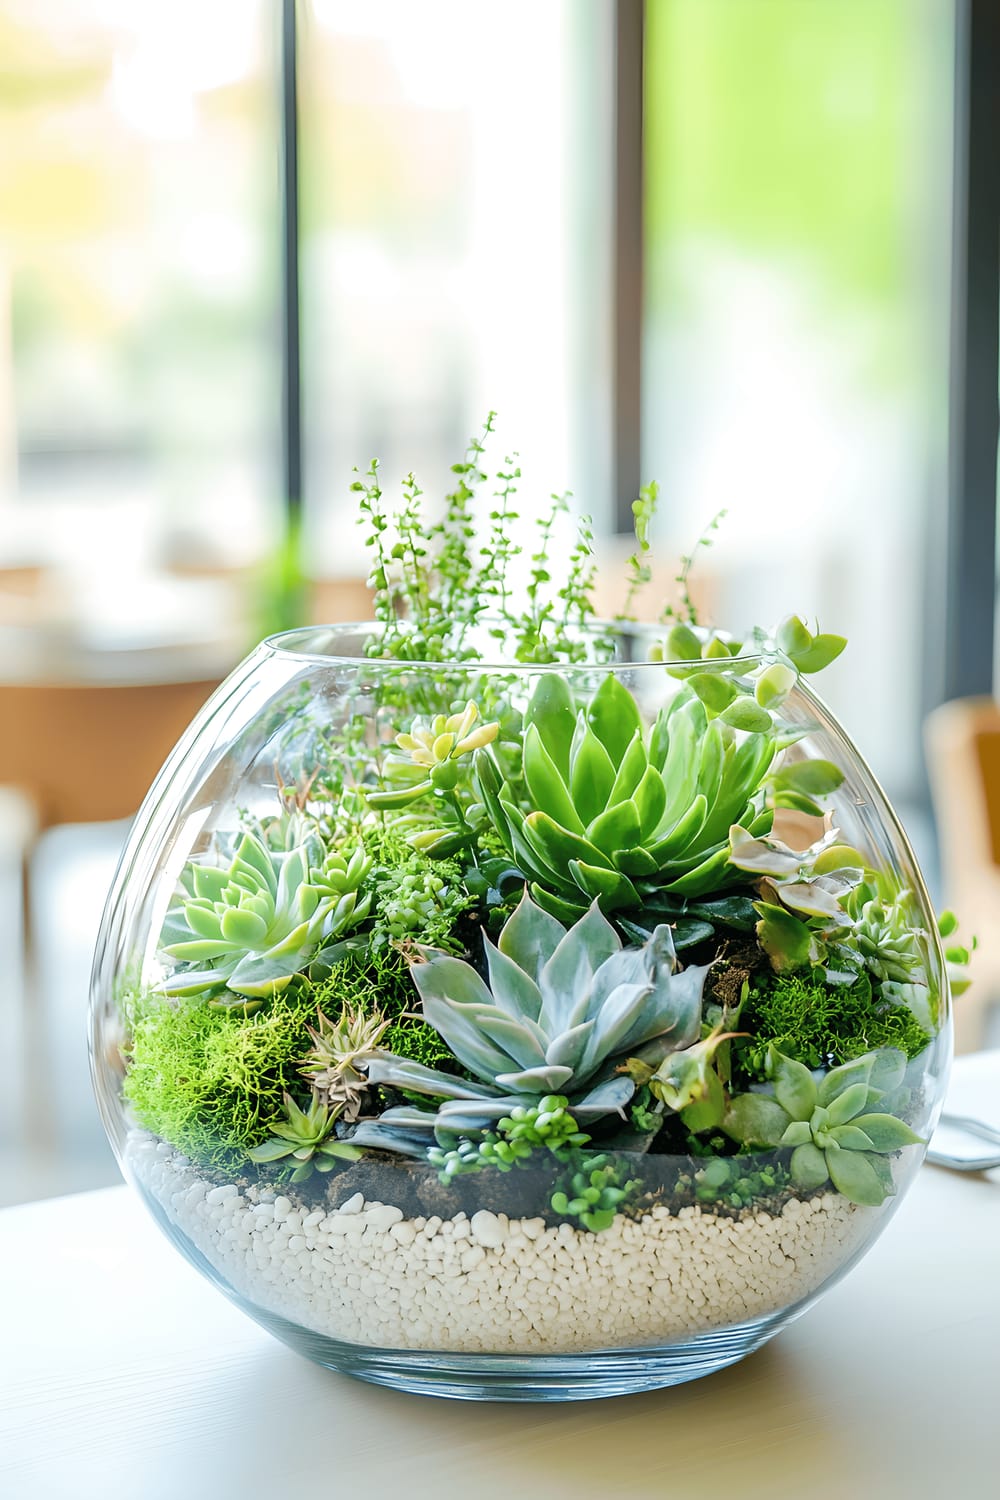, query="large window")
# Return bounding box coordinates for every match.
[643,0,955,801]
[0,1,279,578]
[0,0,991,811]
[299,0,612,574]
